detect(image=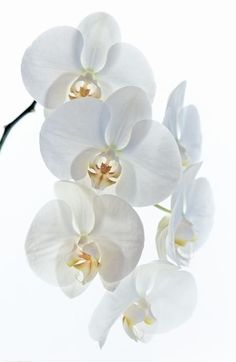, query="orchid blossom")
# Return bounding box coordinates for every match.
[40,86,181,207]
[89,261,197,346]
[156,163,214,266]
[21,12,155,110]
[25,181,144,298]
